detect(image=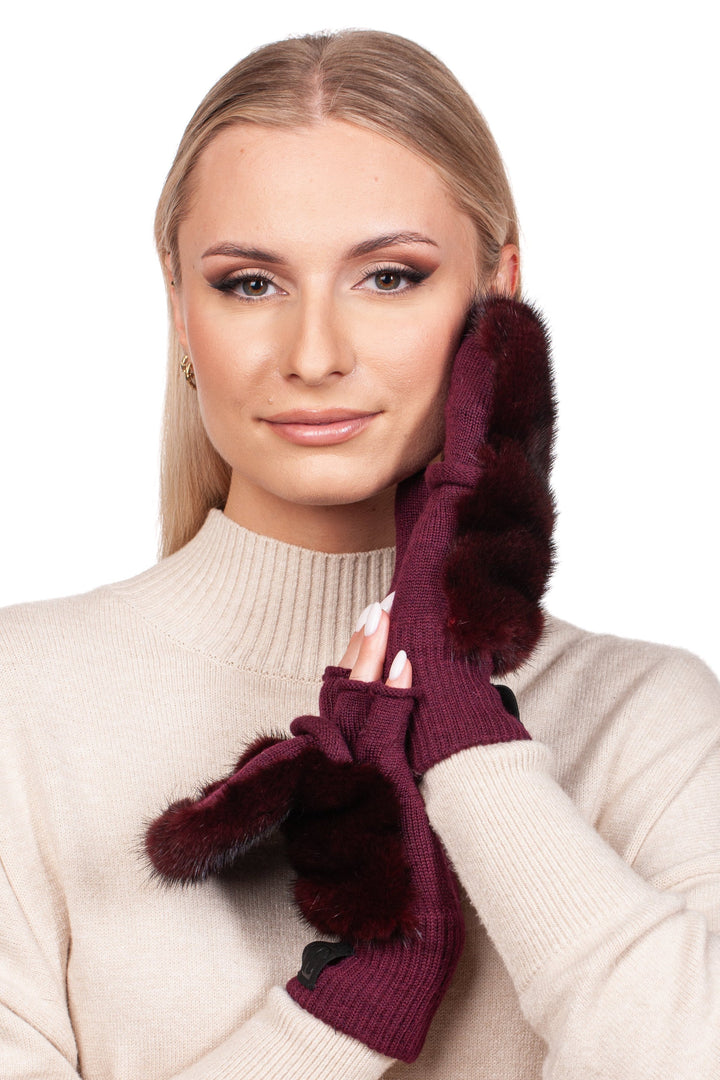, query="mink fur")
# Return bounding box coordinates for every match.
[286,758,413,939]
[444,296,557,675]
[146,738,414,940]
[145,734,300,882]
